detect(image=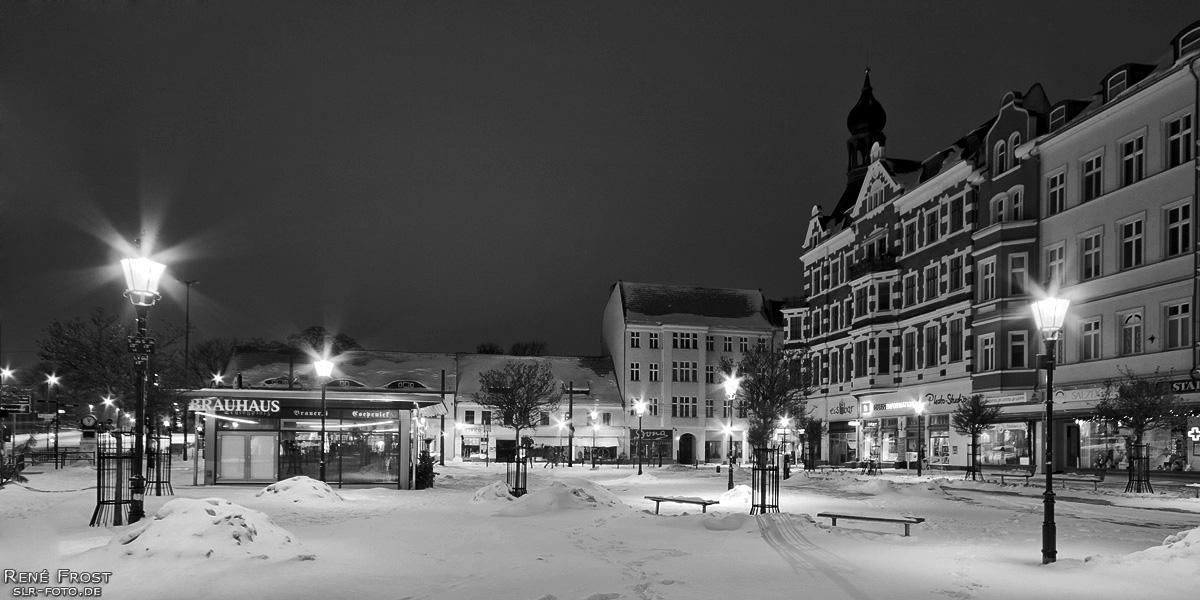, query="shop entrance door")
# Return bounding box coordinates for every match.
[678,433,695,464]
[1065,424,1081,470]
[217,432,279,482]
